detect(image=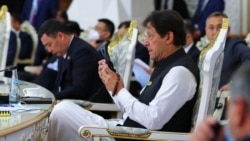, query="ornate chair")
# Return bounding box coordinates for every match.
[107,20,137,89]
[0,5,11,77]
[77,18,229,141]
[62,20,138,117]
[13,21,38,66]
